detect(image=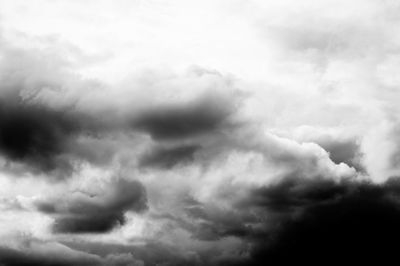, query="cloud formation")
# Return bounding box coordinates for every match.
[133,92,237,140]
[239,178,400,265]
[0,236,146,266]
[36,178,148,233]
[2,0,400,265]
[0,99,82,175]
